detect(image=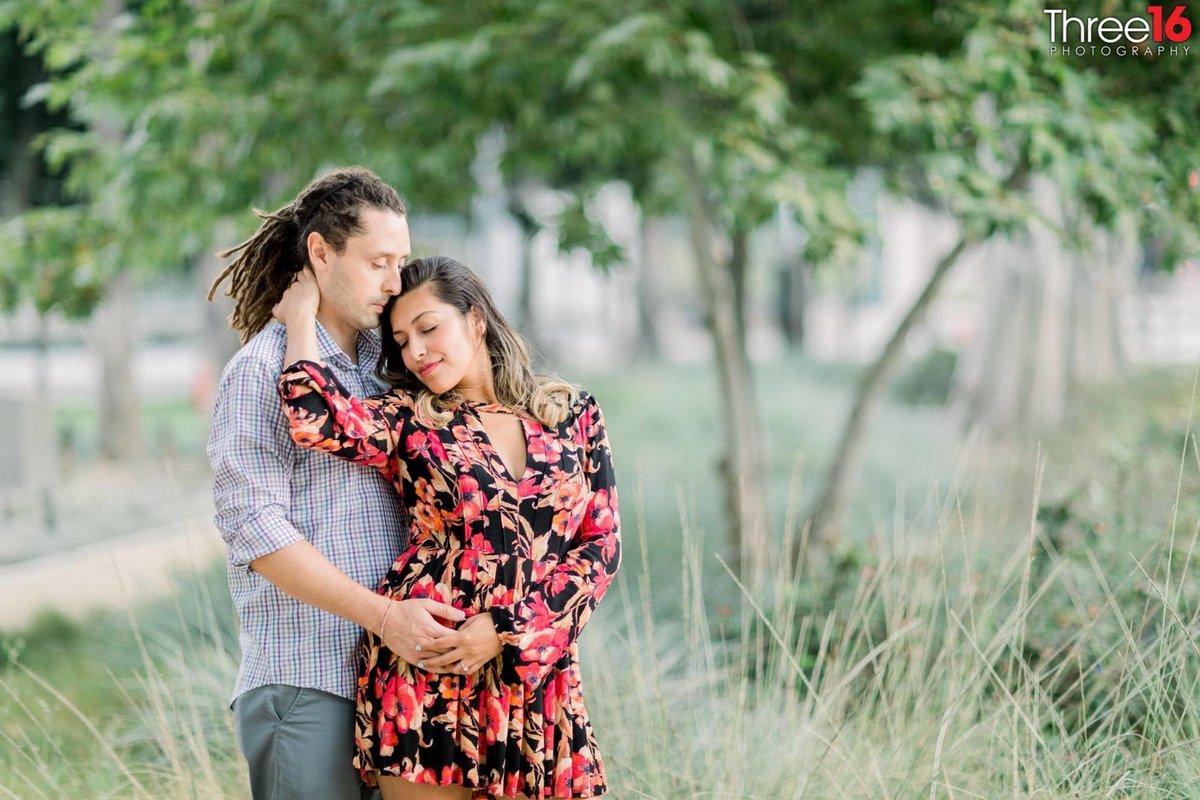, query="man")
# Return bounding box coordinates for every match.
[207,167,464,799]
